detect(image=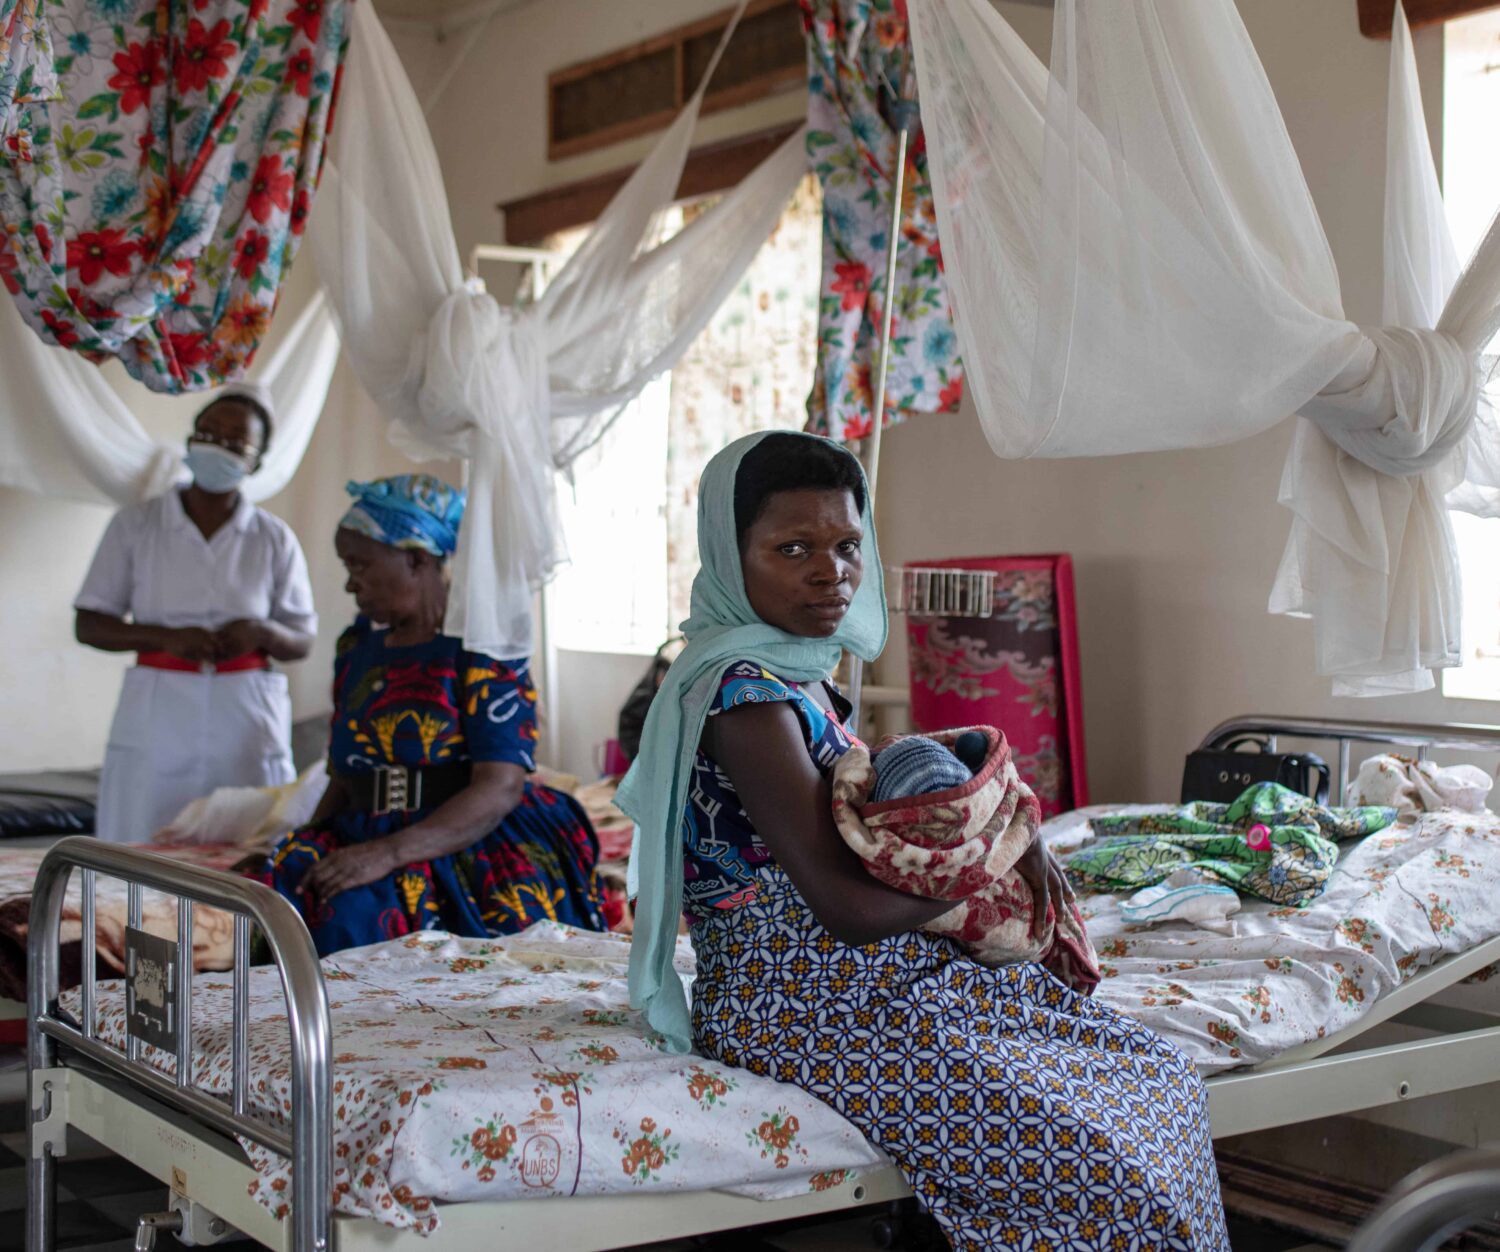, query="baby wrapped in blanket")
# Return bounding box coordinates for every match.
[831,726,1100,994]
